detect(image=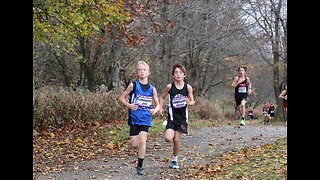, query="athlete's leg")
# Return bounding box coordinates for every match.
[240,99,246,118]
[164,129,175,142]
[130,125,139,148]
[172,131,182,157]
[136,127,149,175]
[165,120,175,142]
[138,131,148,159]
